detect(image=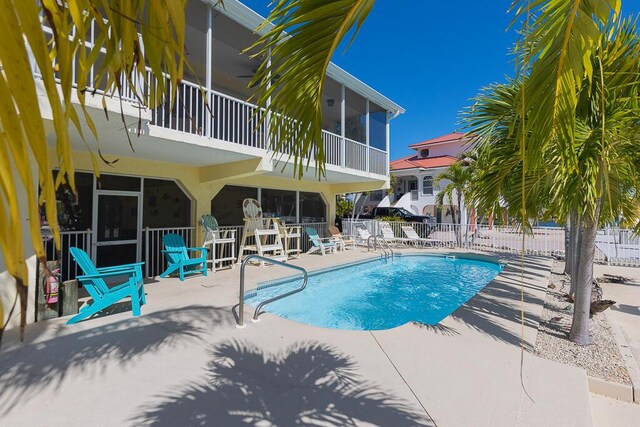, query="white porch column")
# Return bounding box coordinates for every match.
[205,6,213,138]
[340,84,346,167]
[385,112,390,176]
[365,99,370,173]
